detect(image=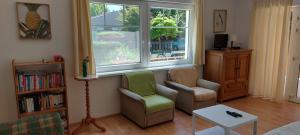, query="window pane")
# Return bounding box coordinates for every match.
[92,28,140,66]
[150,8,187,27]
[105,4,123,26]
[91,3,141,66]
[176,10,187,27]
[90,2,105,26]
[150,28,187,62]
[124,5,140,27]
[150,8,189,62]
